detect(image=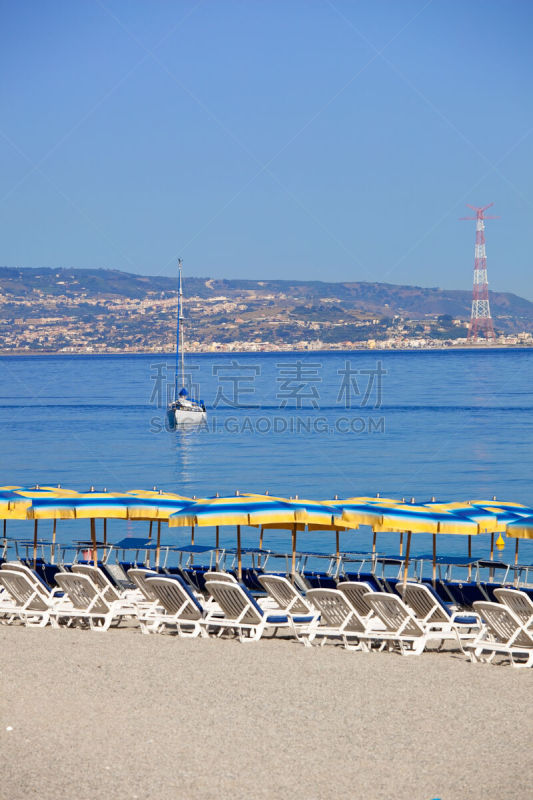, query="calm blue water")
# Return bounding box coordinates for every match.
[1,349,532,562]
